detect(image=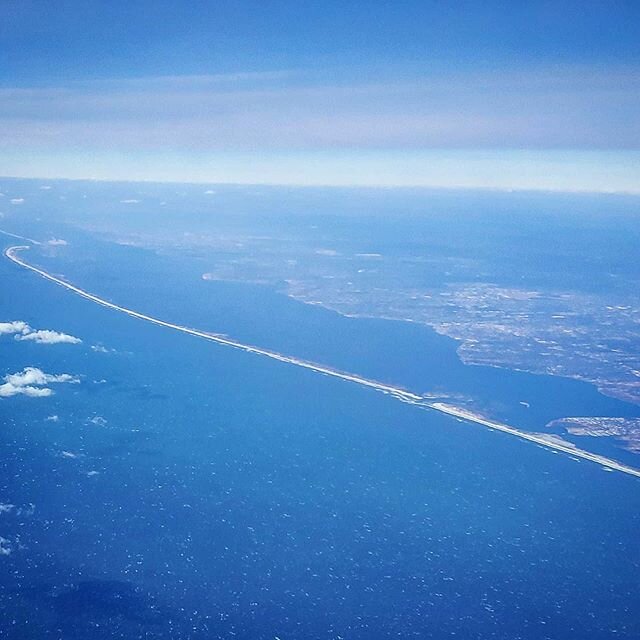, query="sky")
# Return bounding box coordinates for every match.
[1,0,639,192]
